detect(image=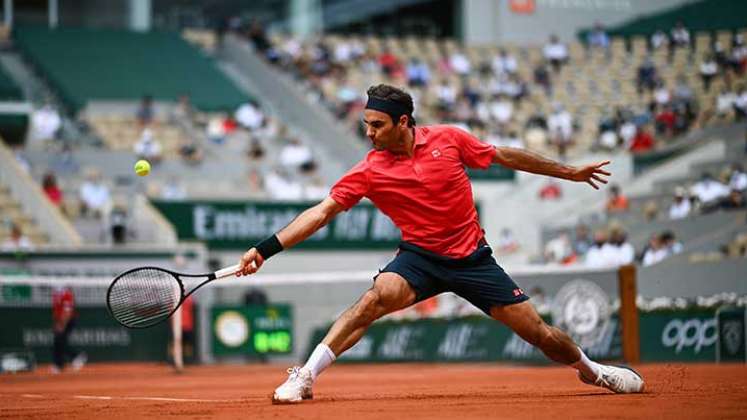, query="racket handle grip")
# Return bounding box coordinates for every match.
[214,262,256,279]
